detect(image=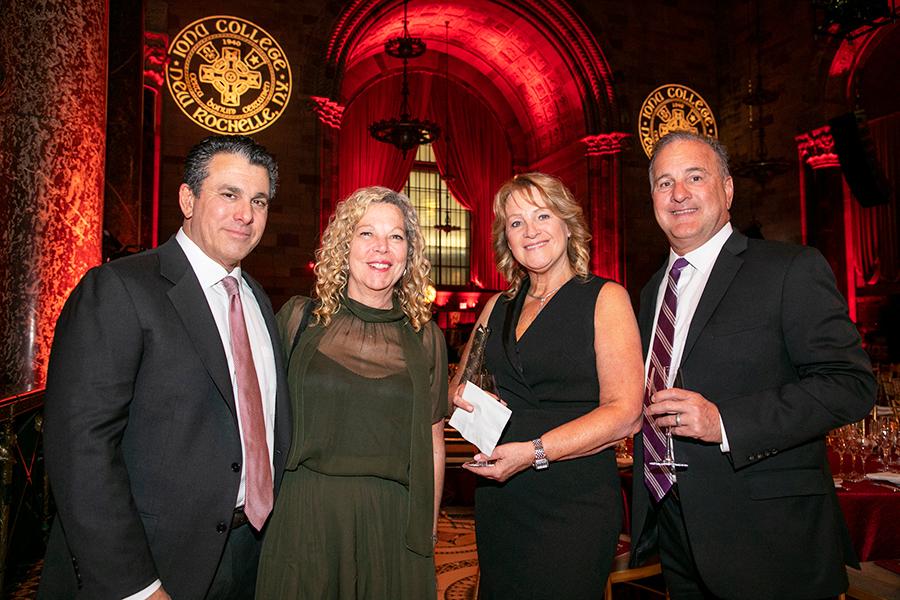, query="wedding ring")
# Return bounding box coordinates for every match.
[675,413,681,427]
